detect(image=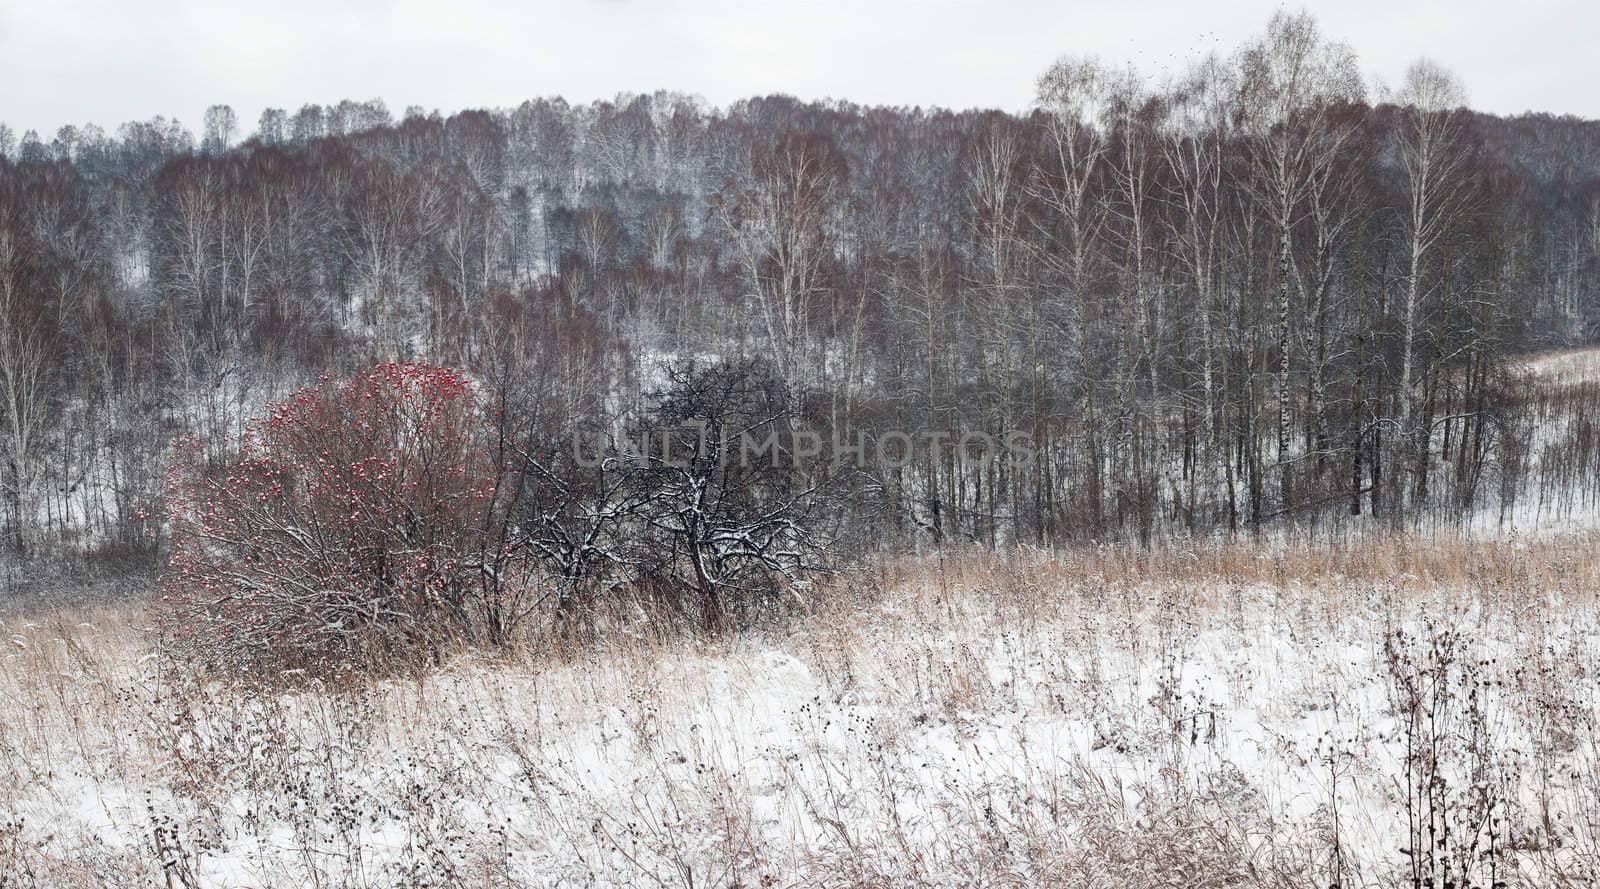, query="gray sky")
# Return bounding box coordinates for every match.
[1,0,1595,140]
